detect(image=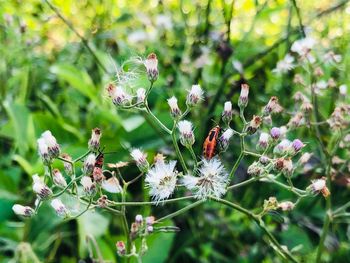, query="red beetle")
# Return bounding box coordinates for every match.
[203,126,221,160]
